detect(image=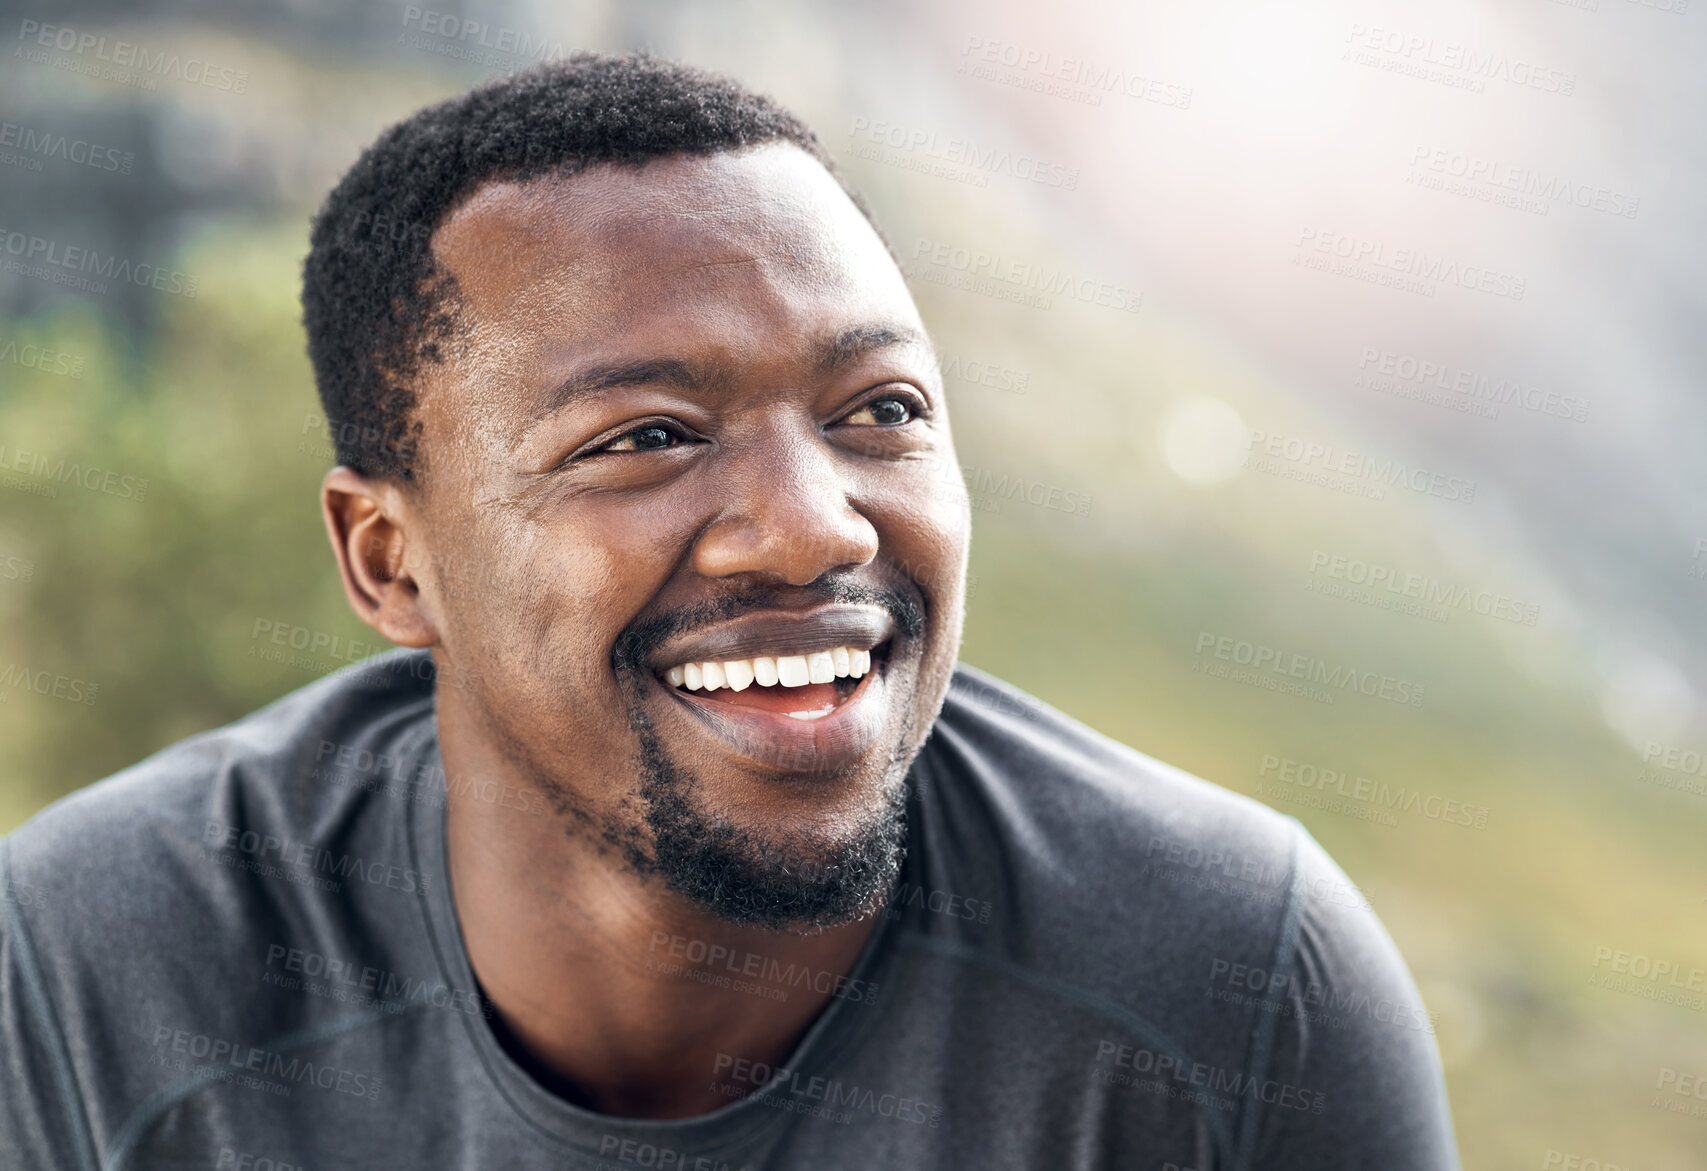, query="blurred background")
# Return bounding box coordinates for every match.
[2,0,1703,1164]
